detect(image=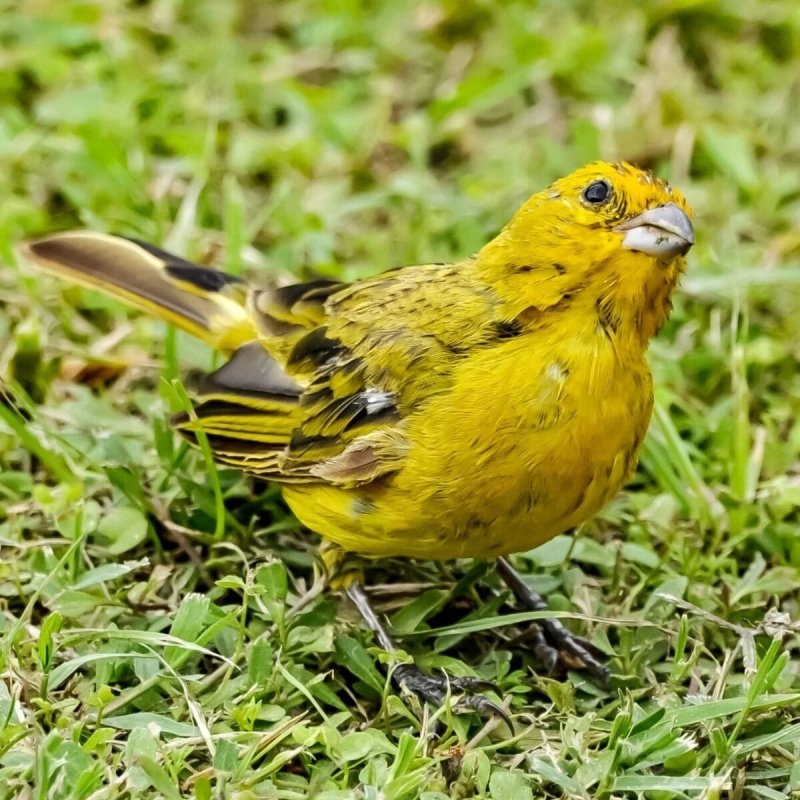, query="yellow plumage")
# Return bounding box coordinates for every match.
[22,161,694,563]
